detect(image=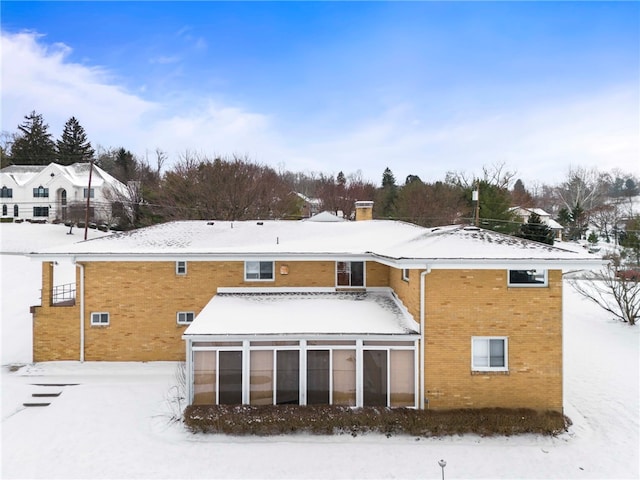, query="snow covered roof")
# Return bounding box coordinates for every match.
[0,165,47,185]
[30,219,602,269]
[0,162,126,191]
[183,291,419,337]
